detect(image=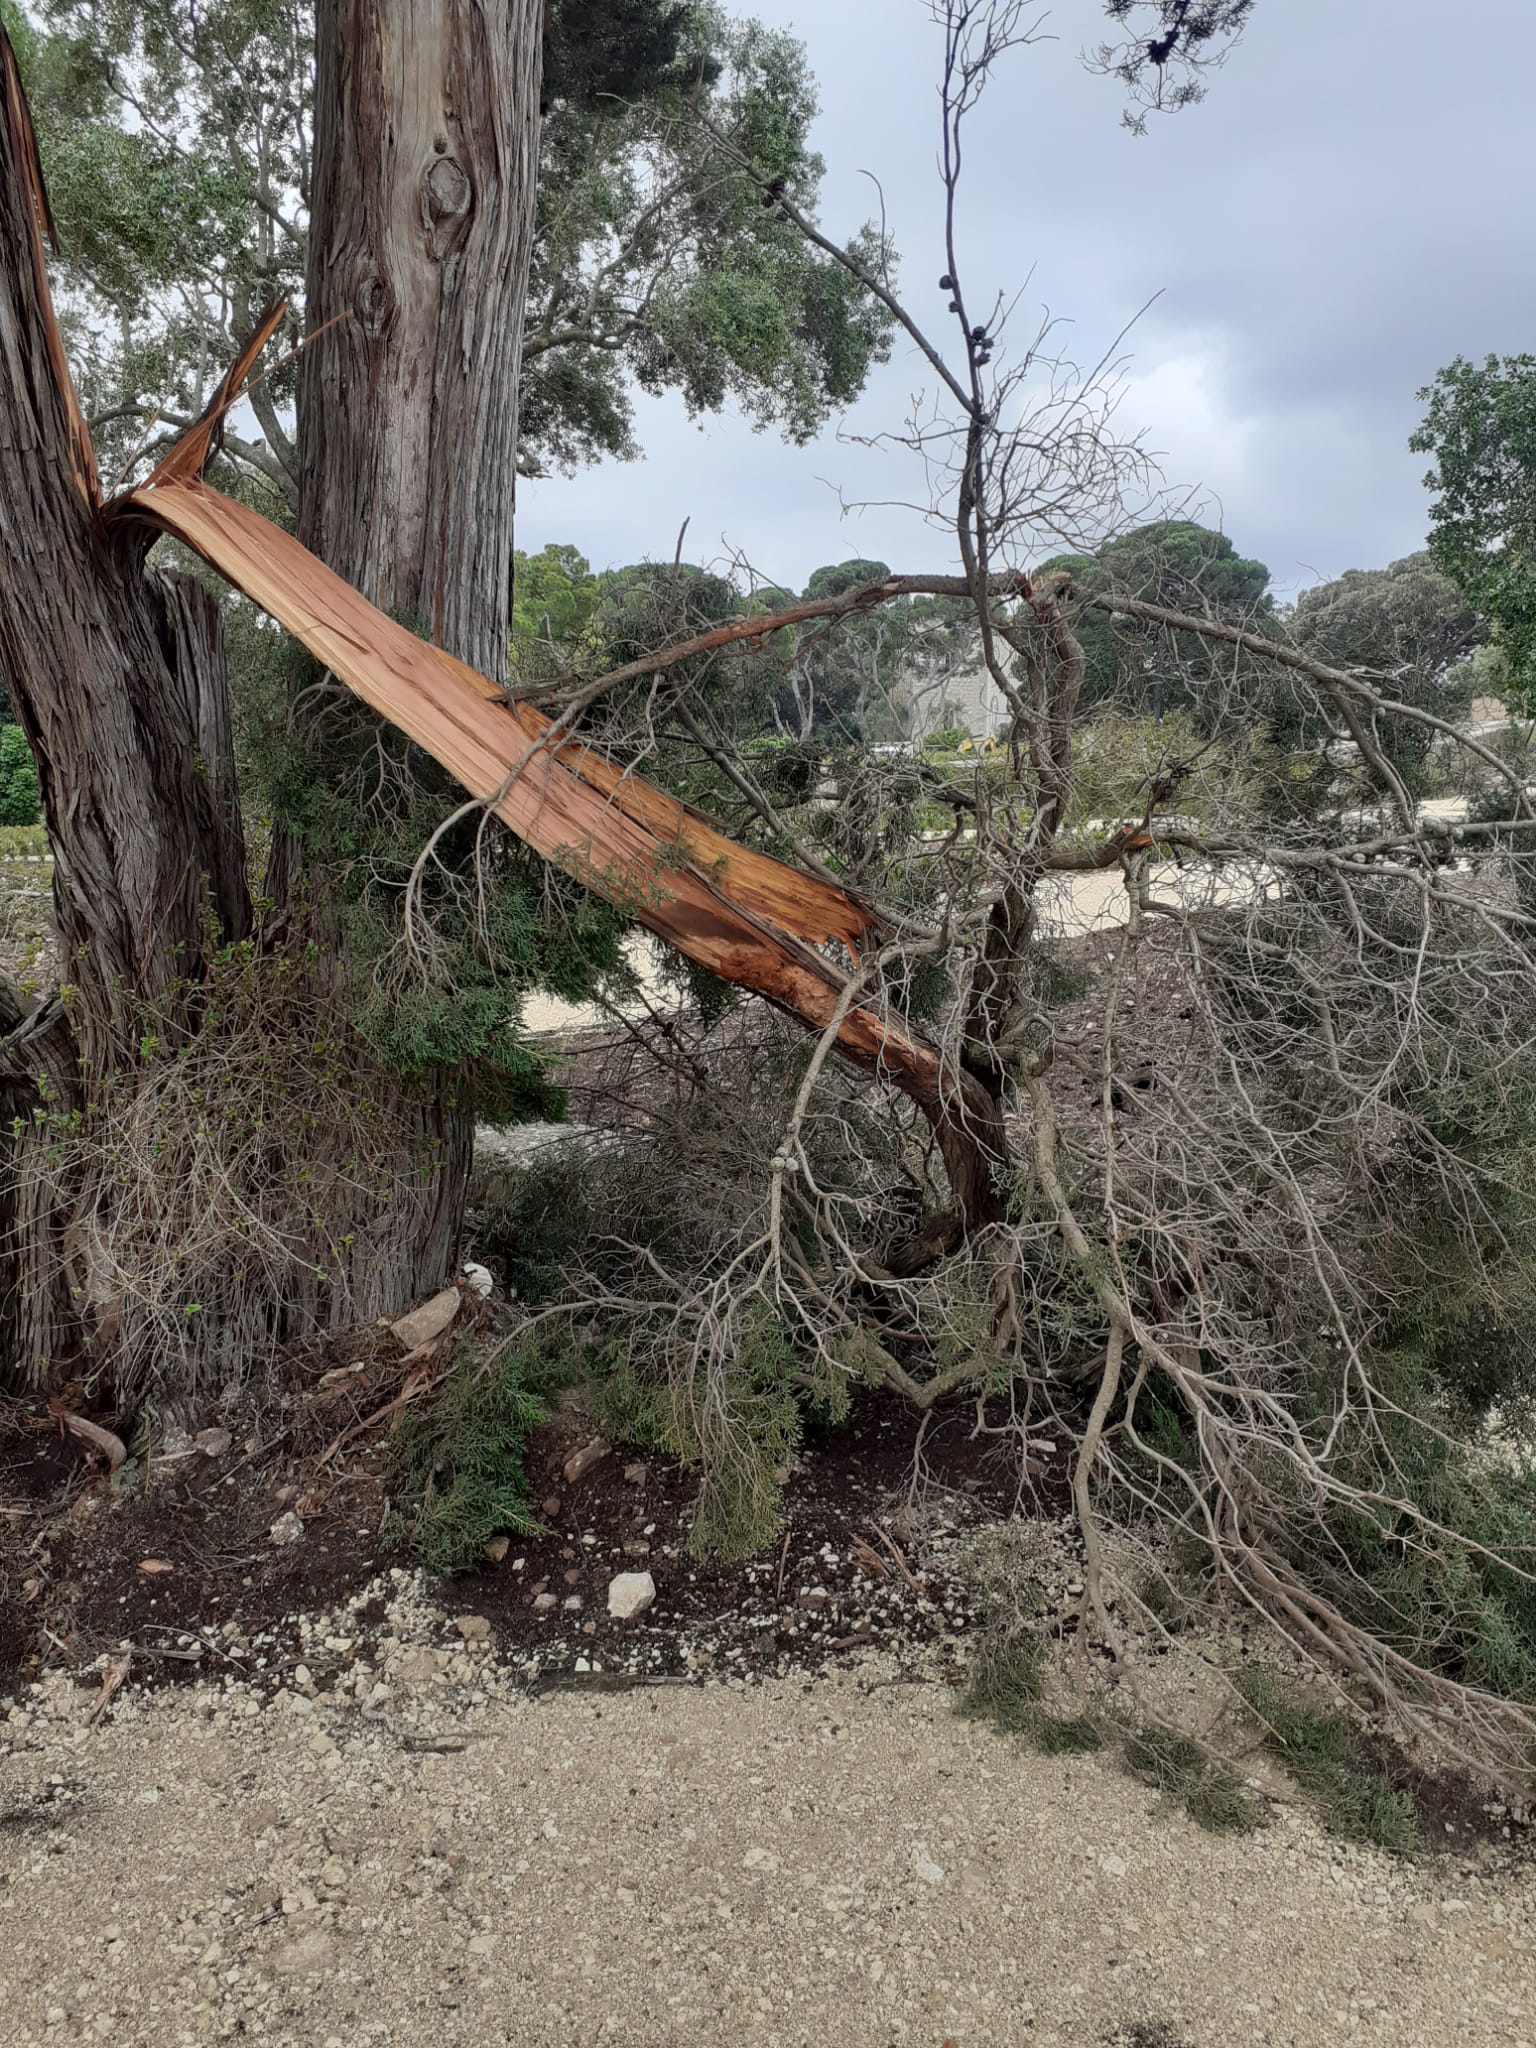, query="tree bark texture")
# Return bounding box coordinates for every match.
[282,0,546,1314]
[0,42,251,1378]
[299,0,538,679]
